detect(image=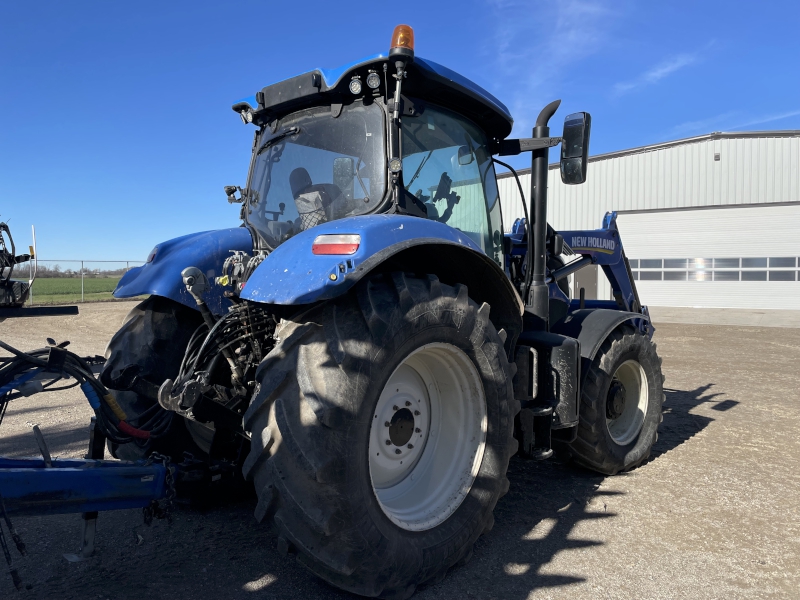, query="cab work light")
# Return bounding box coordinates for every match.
[312,234,361,255]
